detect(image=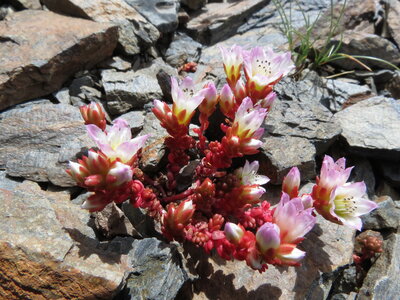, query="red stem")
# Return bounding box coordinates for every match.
[162,188,194,203]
